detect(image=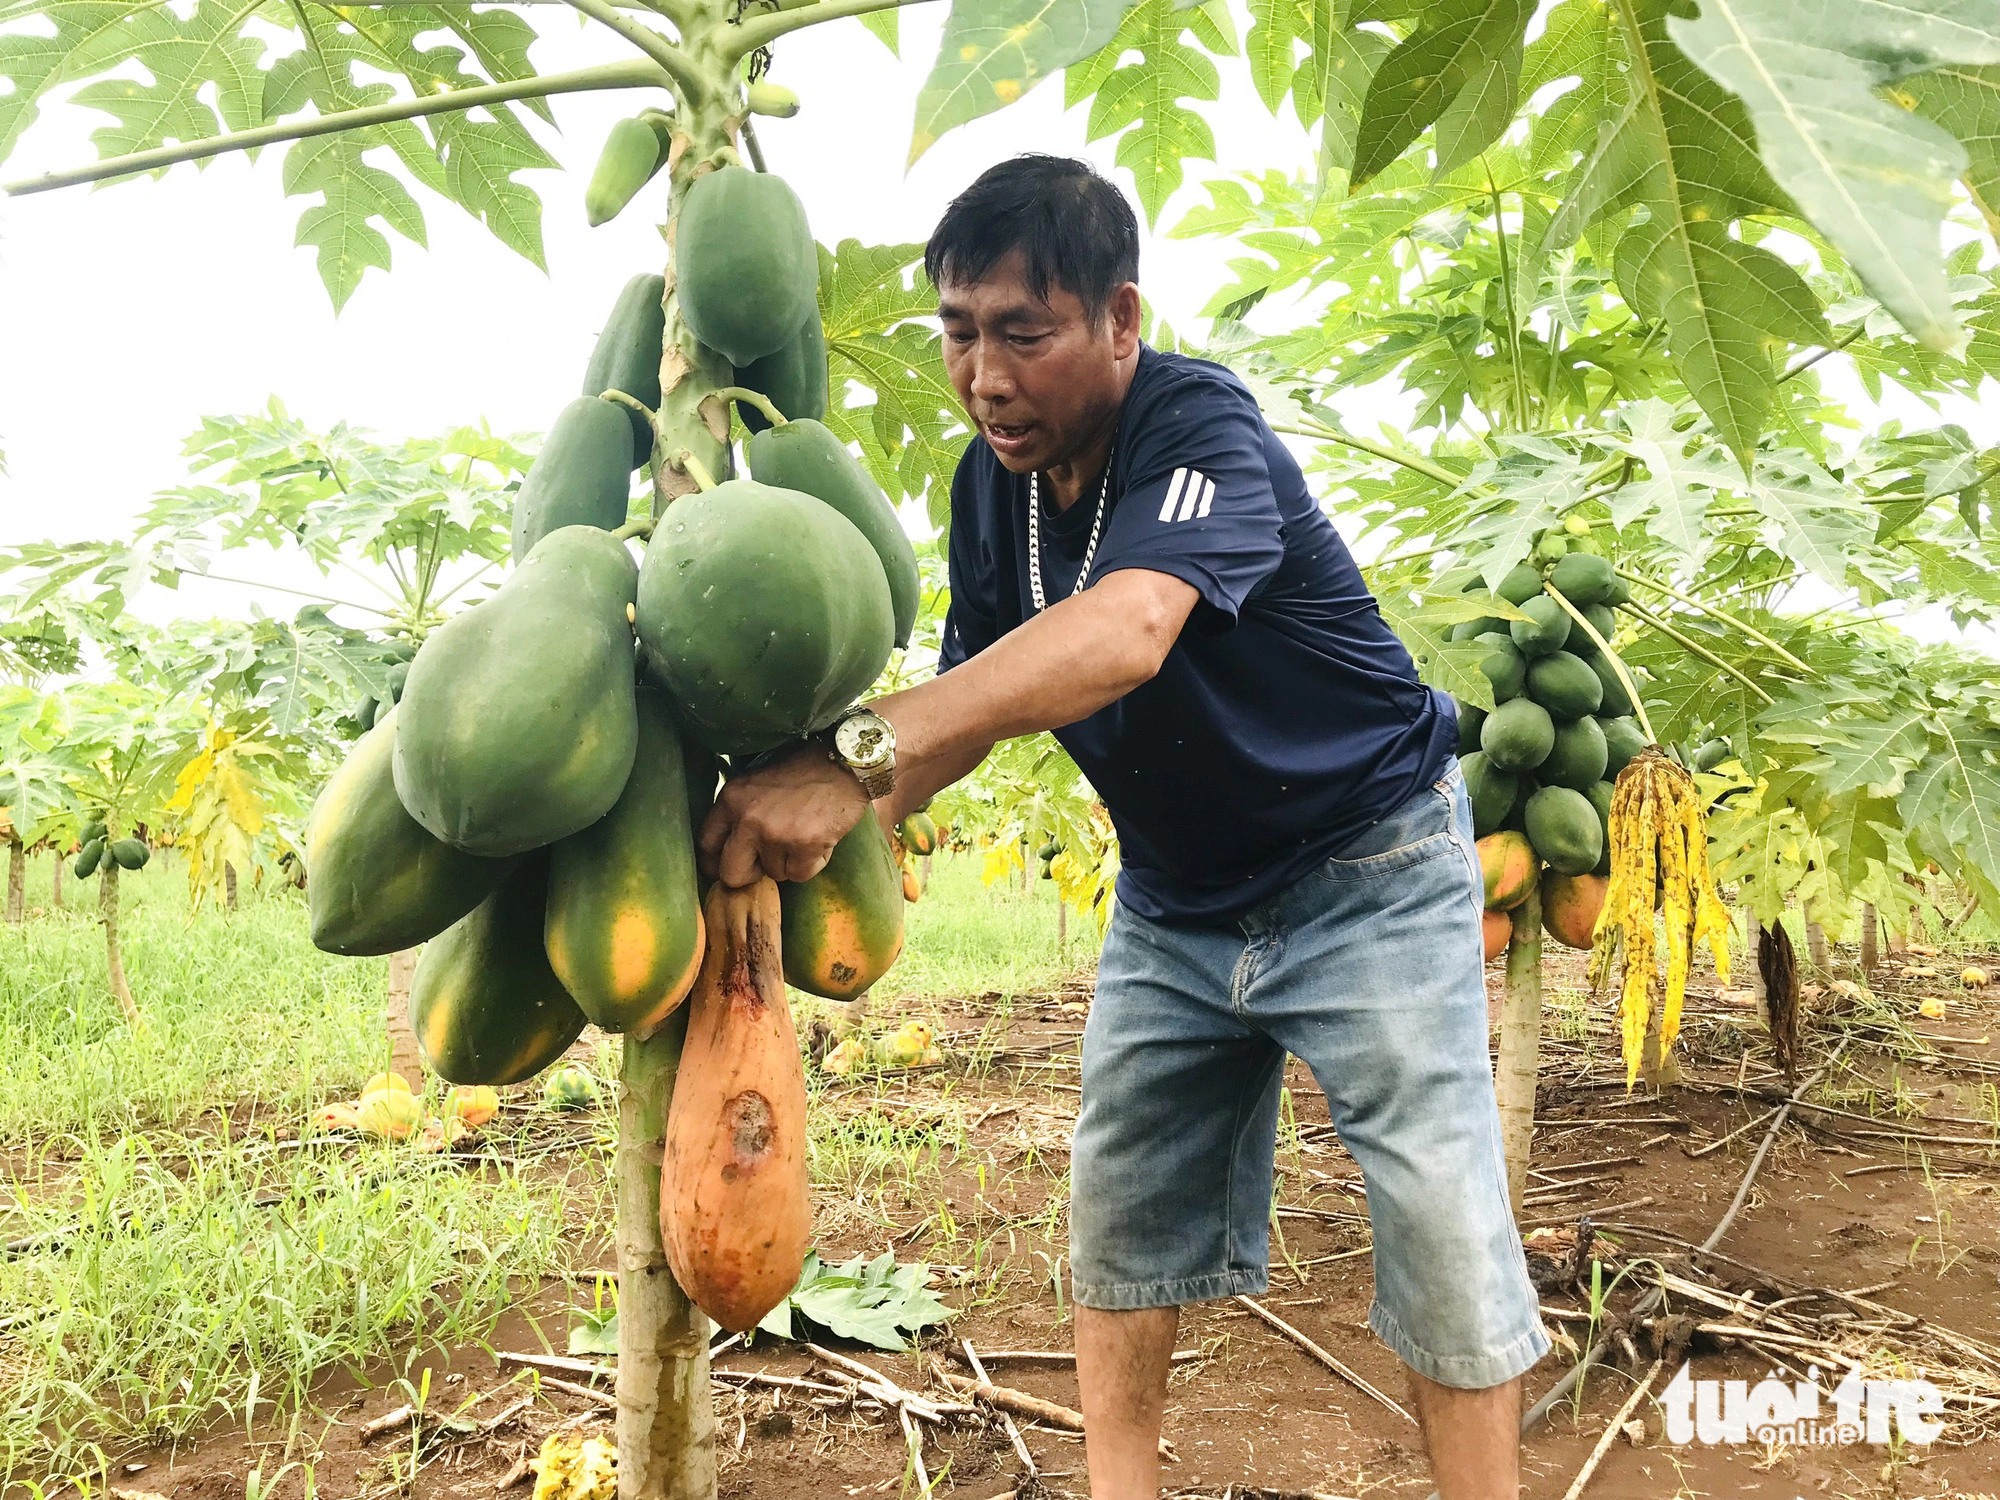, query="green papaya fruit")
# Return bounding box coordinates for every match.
[1525,786,1603,876]
[1540,716,1608,790]
[744,418,919,648]
[1509,595,1572,657]
[395,526,641,857]
[1602,571,1633,607]
[1548,551,1615,606]
[1476,633,1527,702]
[1525,651,1603,719]
[1454,697,1486,756]
[675,165,817,365]
[746,81,800,117]
[1461,752,1517,839]
[544,685,705,1037]
[1589,652,1636,718]
[1497,562,1545,605]
[413,855,589,1086]
[1482,698,1555,772]
[1530,531,1570,566]
[79,820,107,846]
[734,312,828,434]
[1600,715,1648,777]
[1587,780,1615,876]
[582,274,667,467]
[383,661,409,704]
[1693,737,1732,772]
[306,709,518,956]
[74,838,105,878]
[585,116,666,228]
[109,838,149,870]
[511,397,635,562]
[1449,615,1507,641]
[1567,602,1617,658]
[636,479,894,755]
